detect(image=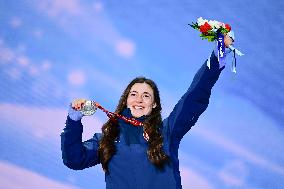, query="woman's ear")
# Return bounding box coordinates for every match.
[152,103,157,108]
